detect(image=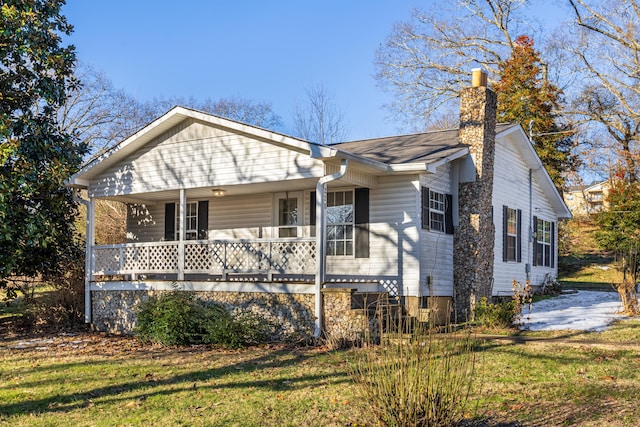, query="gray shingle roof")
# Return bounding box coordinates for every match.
[333,123,518,165]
